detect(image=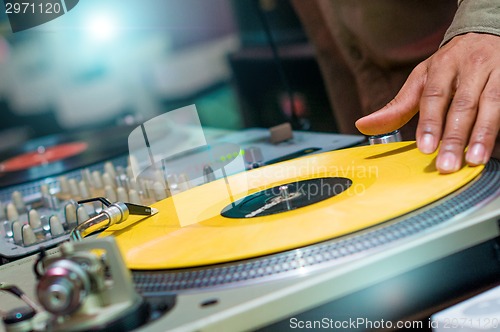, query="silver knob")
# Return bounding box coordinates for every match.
[37,260,90,316]
[369,130,402,145]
